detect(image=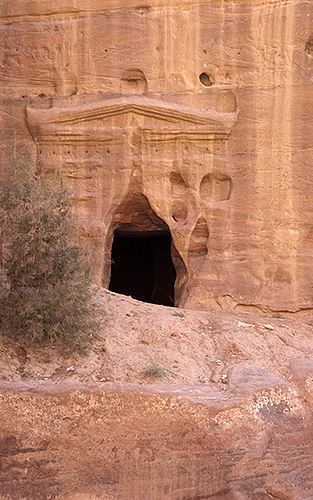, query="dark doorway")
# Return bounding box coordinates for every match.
[109,232,176,306]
